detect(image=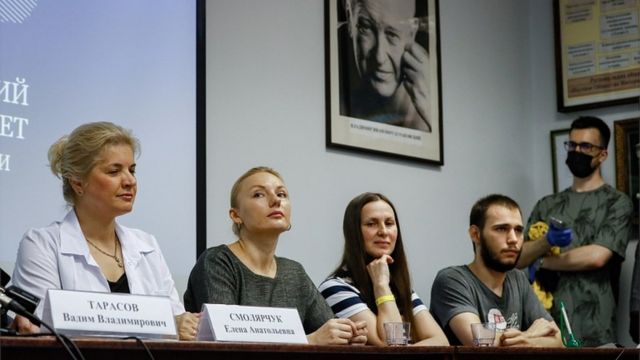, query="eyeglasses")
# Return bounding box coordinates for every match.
[563,141,604,152]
